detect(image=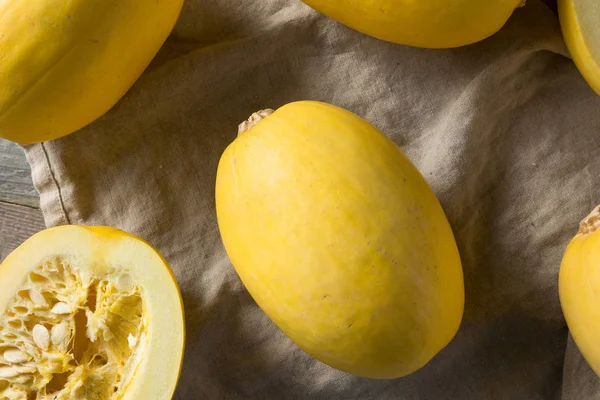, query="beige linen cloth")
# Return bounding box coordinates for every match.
[20,0,600,398]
